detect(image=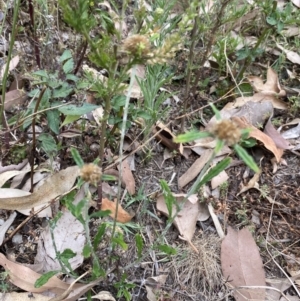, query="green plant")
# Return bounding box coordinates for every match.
[289,96,300,116]
[114,273,136,301]
[220,181,229,199]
